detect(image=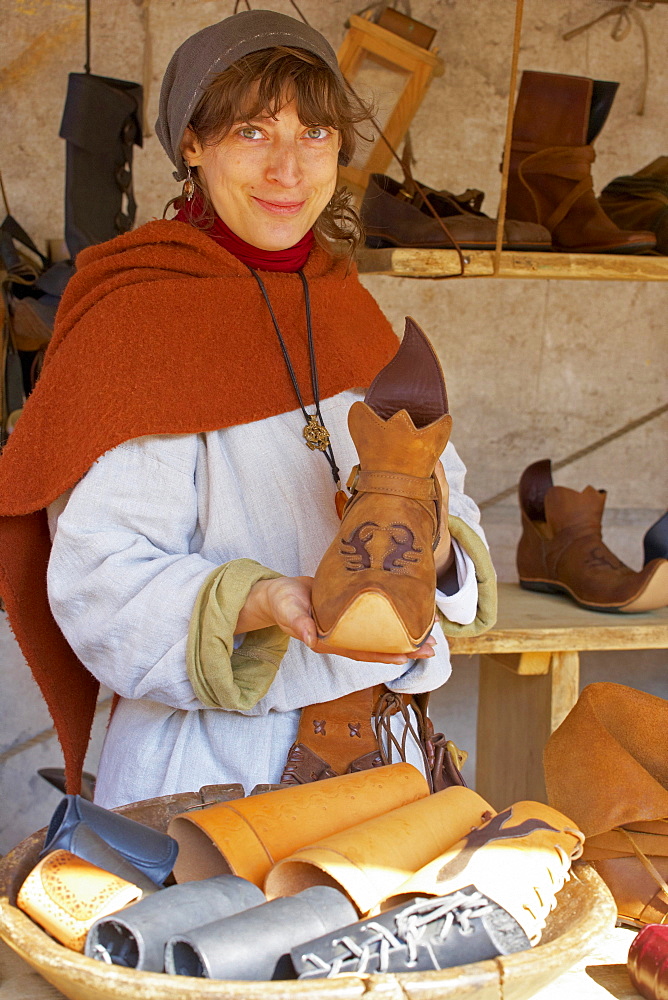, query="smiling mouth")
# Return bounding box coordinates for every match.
[252,196,306,216]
